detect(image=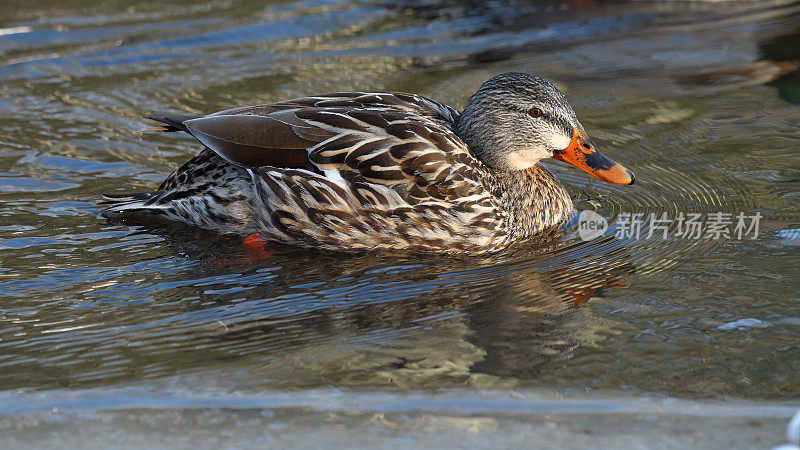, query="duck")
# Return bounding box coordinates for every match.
[103,72,634,254]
